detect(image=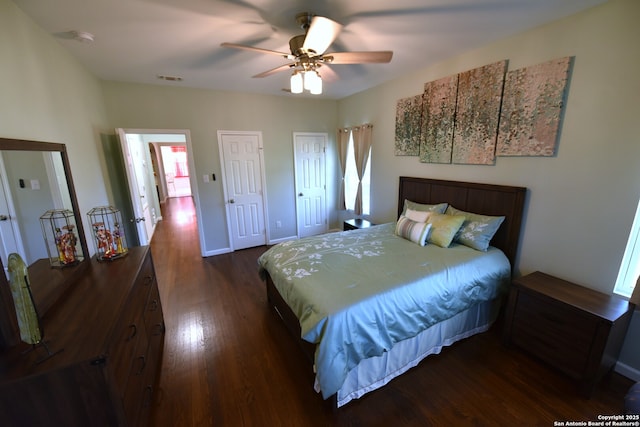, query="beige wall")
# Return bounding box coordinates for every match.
[0,0,111,253]
[101,82,338,253]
